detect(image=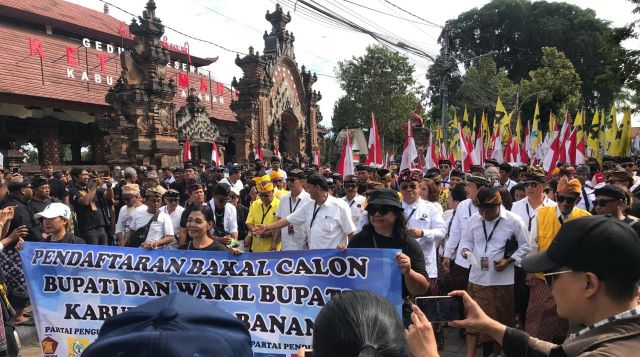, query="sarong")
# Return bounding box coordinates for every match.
[525,279,568,342]
[468,283,515,343]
